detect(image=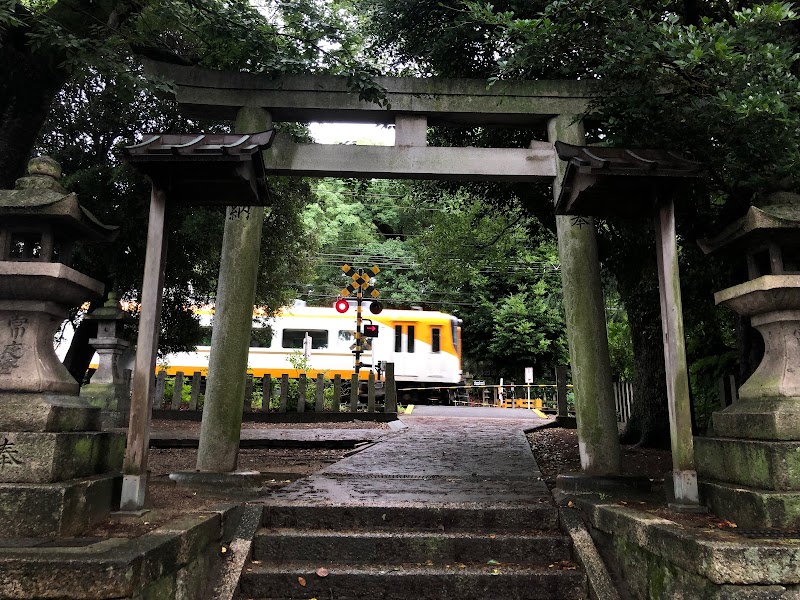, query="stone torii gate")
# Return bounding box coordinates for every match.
[121,61,626,509]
